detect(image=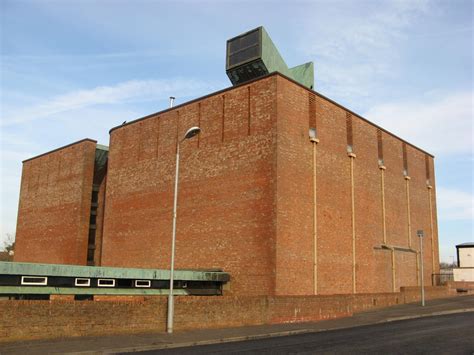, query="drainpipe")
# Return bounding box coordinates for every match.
[405,175,417,286]
[405,176,412,248]
[416,251,420,286]
[348,152,357,293]
[379,165,387,244]
[310,133,319,295]
[381,244,396,292]
[427,185,435,278]
[390,247,396,292]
